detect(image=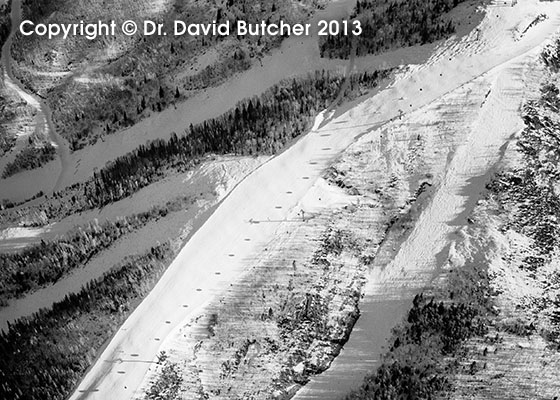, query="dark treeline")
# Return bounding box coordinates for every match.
[321,0,465,59]
[488,83,560,272]
[542,38,560,71]
[86,69,390,206]
[0,196,193,305]
[144,362,183,400]
[20,0,316,150]
[1,69,390,226]
[346,295,486,399]
[183,56,252,91]
[0,190,43,211]
[2,143,56,178]
[346,264,492,400]
[0,243,173,400]
[1,210,151,304]
[0,127,16,155]
[346,207,496,400]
